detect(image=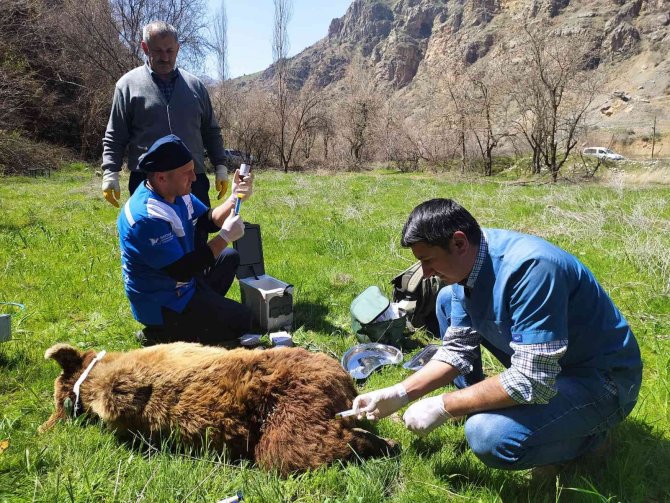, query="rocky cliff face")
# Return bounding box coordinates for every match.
[248,0,669,130]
